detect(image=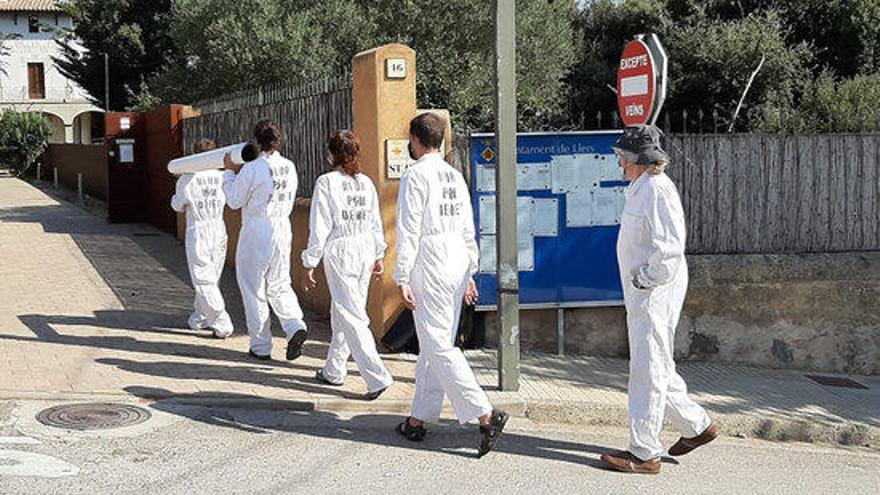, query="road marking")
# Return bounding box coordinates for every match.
[0,450,78,477]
